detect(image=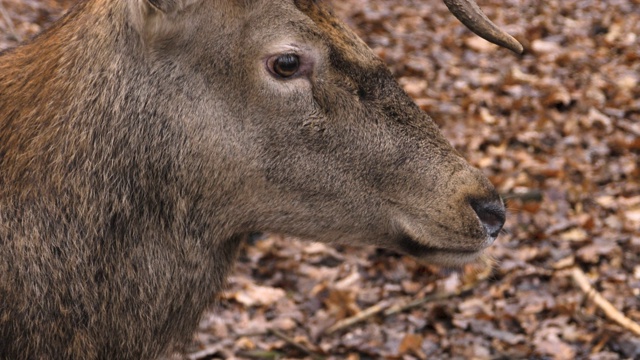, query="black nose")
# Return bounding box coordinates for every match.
[470,197,506,238]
